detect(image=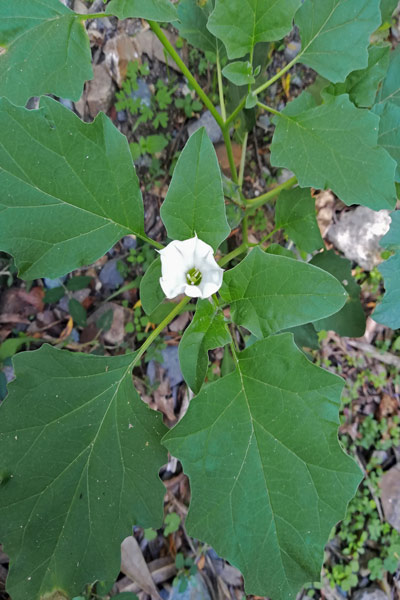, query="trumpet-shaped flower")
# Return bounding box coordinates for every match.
[159,236,224,299]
